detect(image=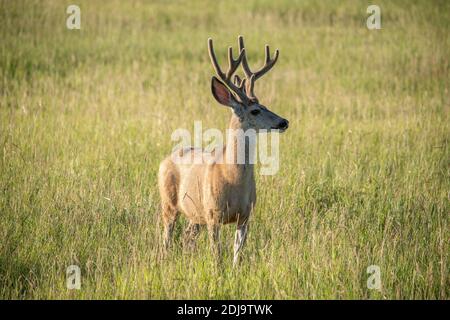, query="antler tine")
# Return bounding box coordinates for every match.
[208,38,249,103]
[256,44,279,80]
[233,75,246,90]
[226,47,244,79]
[233,74,241,85]
[238,35,252,80]
[208,38,225,78]
[247,74,256,99]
